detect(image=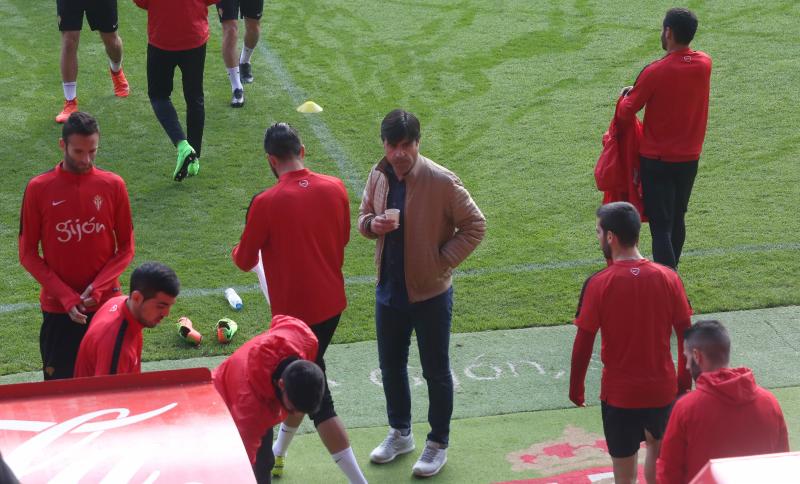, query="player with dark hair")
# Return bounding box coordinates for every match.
[232,123,366,483]
[657,320,789,483]
[217,0,263,107]
[213,315,325,483]
[74,262,180,377]
[54,0,129,123]
[19,111,135,381]
[617,7,712,269]
[134,0,217,182]
[570,201,692,484]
